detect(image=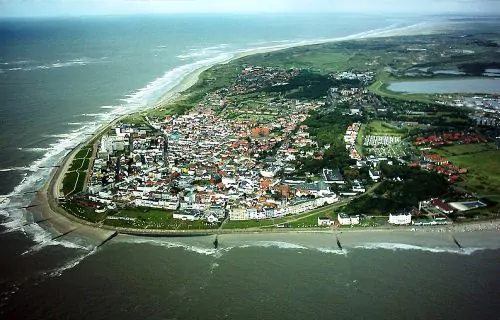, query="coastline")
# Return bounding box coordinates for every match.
[33,20,500,244]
